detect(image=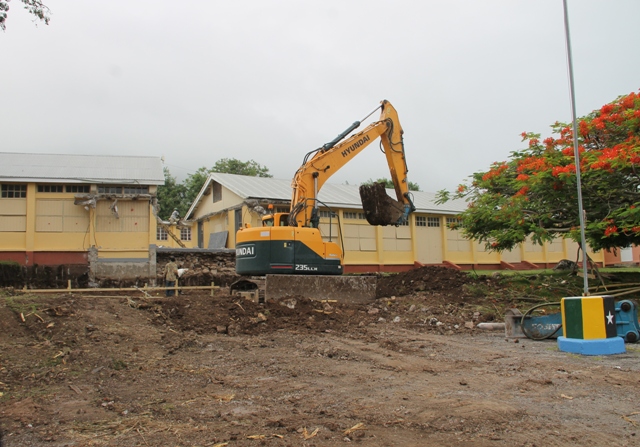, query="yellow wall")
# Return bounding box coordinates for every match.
[188,189,606,269]
[0,233,26,250]
[0,182,160,259]
[196,184,243,218]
